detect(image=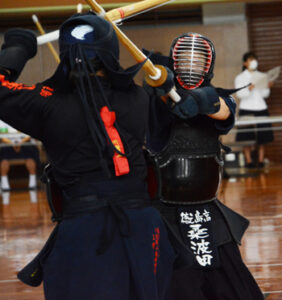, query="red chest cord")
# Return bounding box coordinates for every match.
[100,106,130,176]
